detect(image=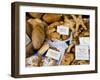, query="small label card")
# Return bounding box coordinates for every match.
[75,45,89,60]
[57,25,69,35]
[79,37,90,46]
[26,34,31,46]
[48,40,68,54]
[46,49,61,60]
